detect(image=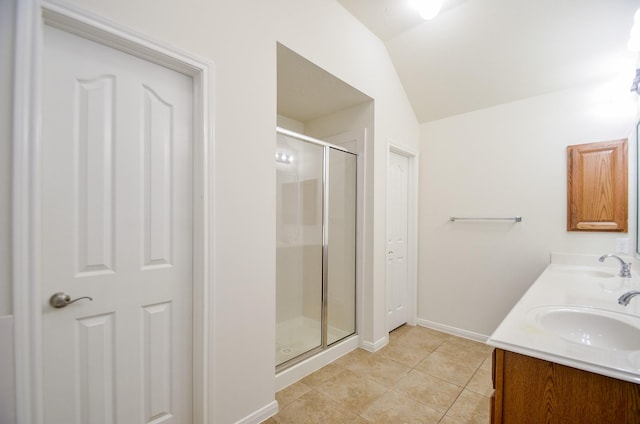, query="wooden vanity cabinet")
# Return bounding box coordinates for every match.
[491,348,640,423]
